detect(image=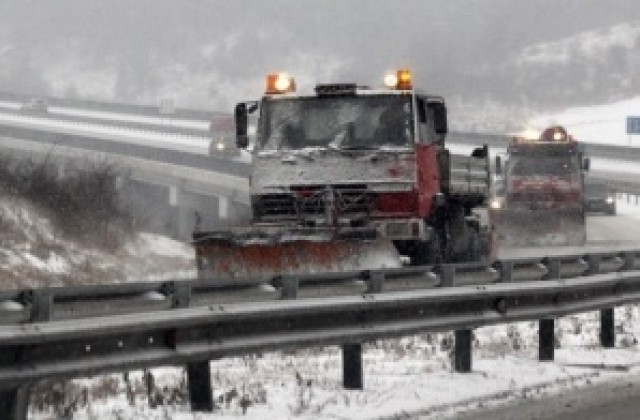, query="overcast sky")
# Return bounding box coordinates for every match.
[1,1,639,128]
